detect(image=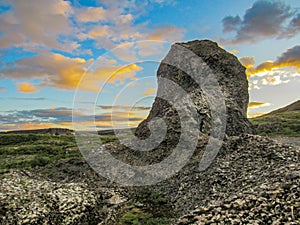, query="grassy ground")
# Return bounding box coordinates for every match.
[0,134,80,170]
[119,189,174,225]
[0,133,120,171]
[250,111,300,136]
